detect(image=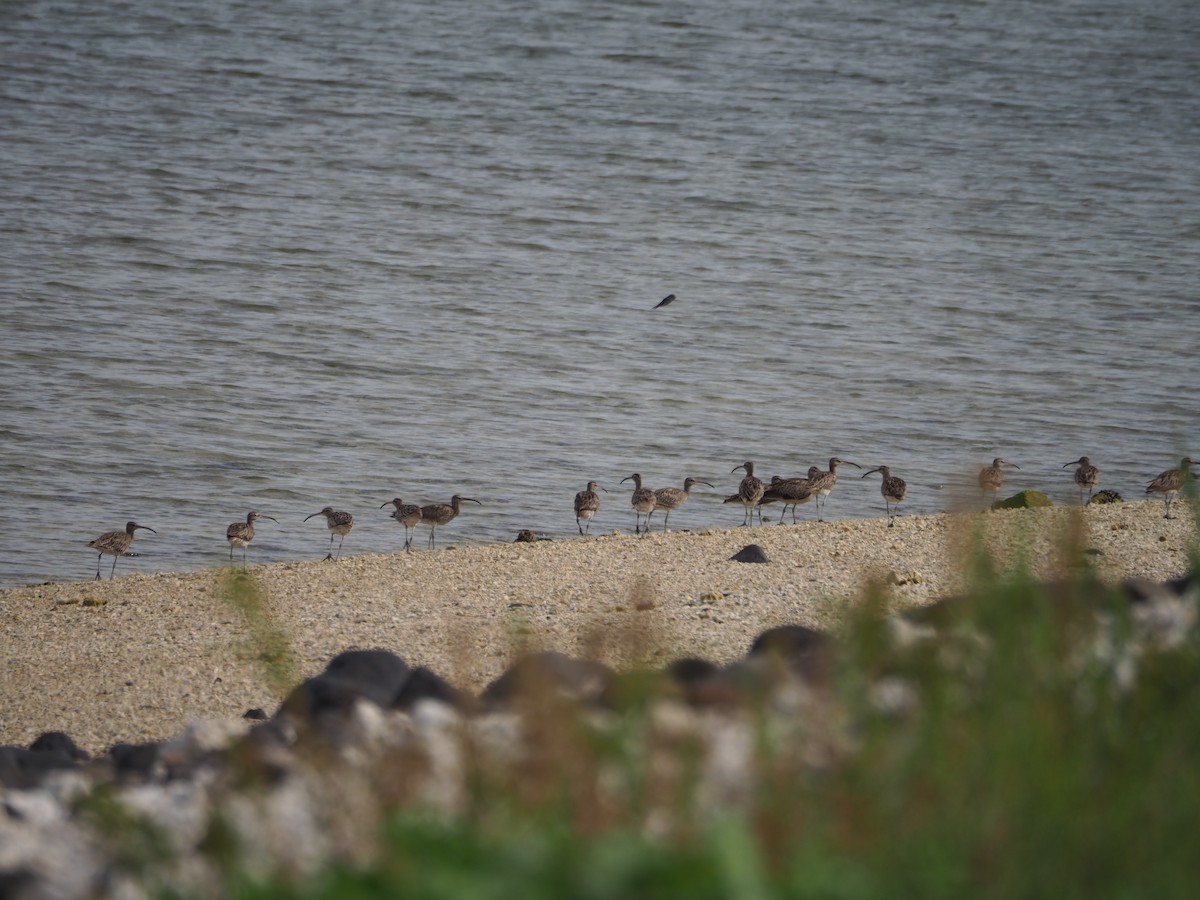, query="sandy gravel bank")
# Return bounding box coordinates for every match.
[1,502,1193,754]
